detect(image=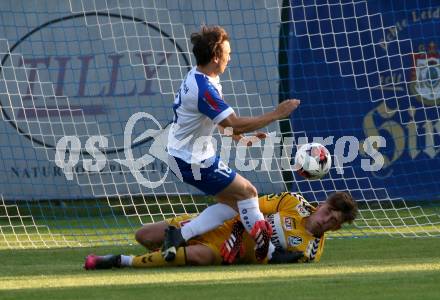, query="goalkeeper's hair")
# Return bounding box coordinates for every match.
[326,192,358,224]
[190,25,229,66]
